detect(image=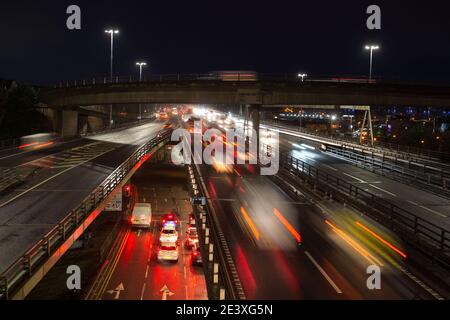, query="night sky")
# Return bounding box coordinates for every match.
[1,0,450,85]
